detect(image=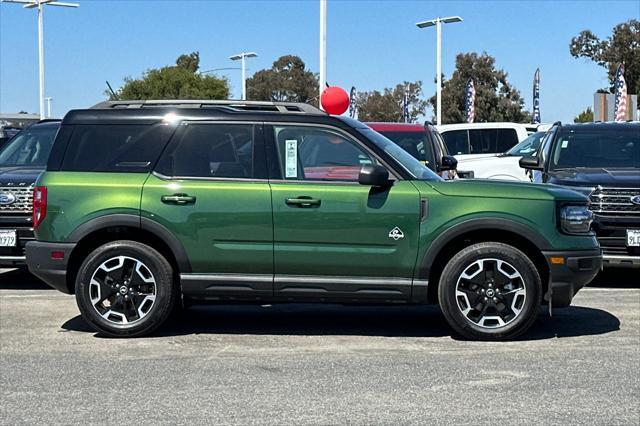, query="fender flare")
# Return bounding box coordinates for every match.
[418,217,551,280]
[66,214,192,273]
